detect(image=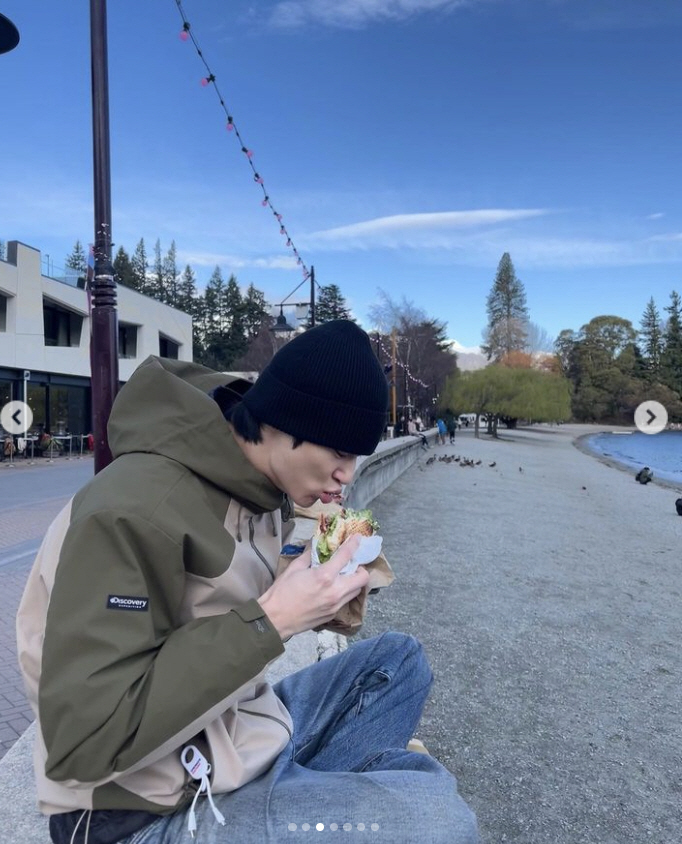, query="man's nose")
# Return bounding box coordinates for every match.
[334,458,357,485]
